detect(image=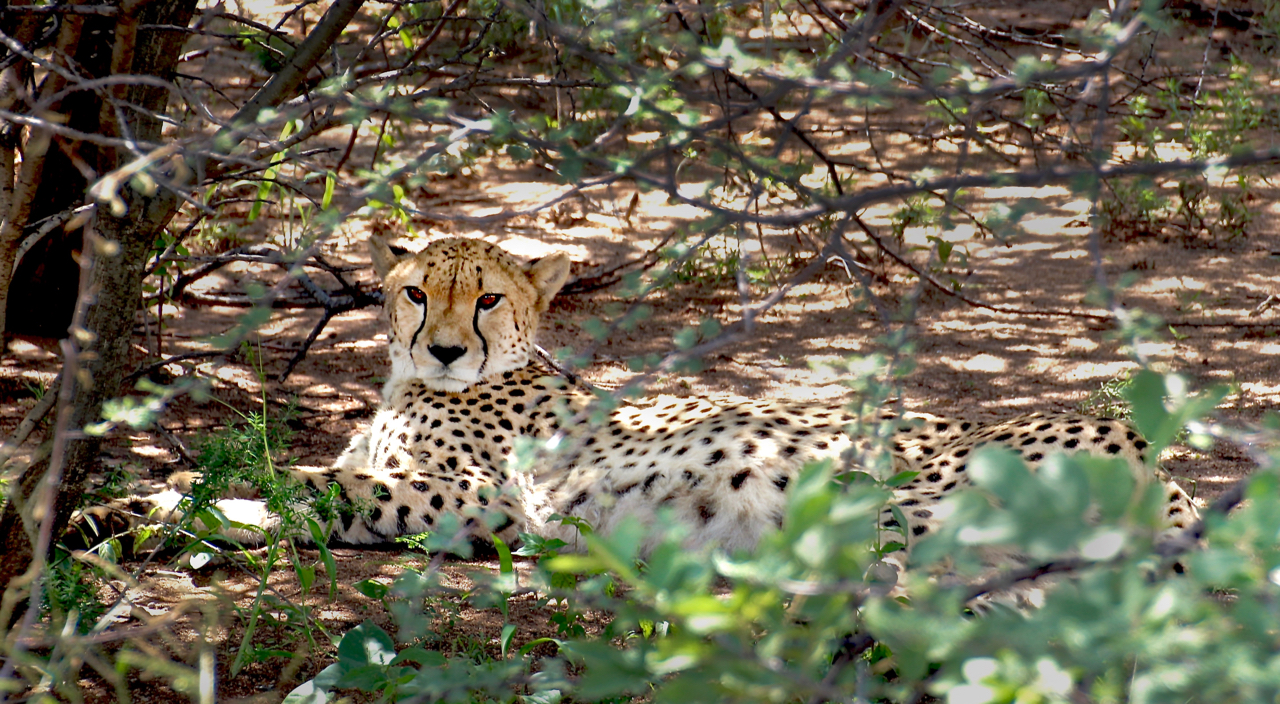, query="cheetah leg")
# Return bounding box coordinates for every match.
[335,431,371,469]
[68,491,291,553]
[66,468,351,555]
